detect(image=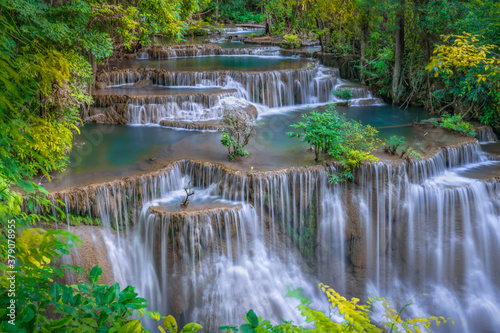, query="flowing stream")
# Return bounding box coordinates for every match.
[53,39,500,332]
